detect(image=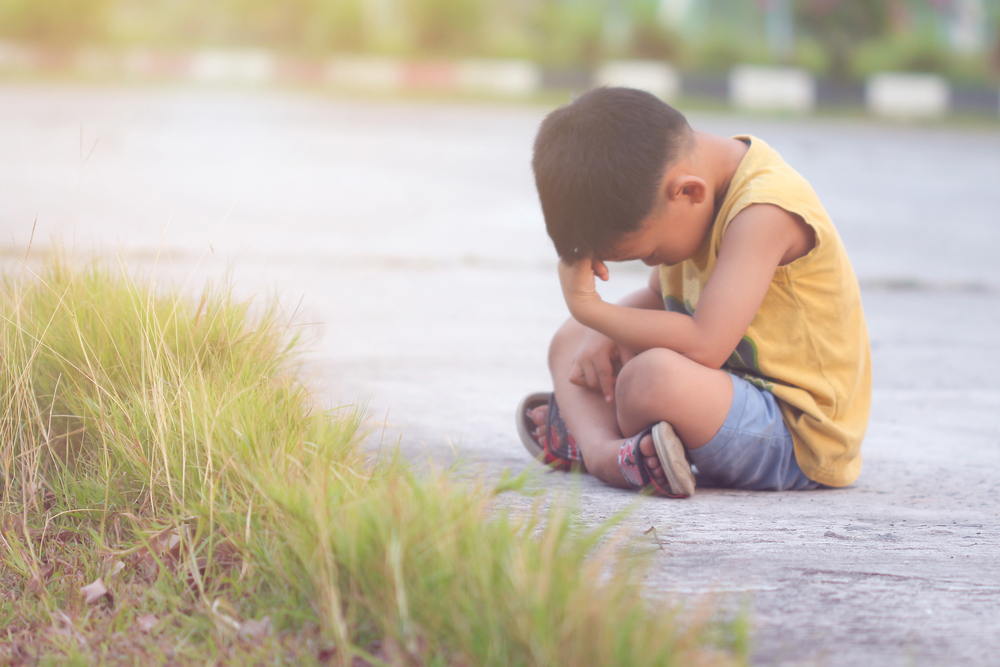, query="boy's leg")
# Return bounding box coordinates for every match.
[527,318,621,474]
[614,348,733,485]
[542,318,733,488]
